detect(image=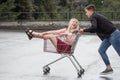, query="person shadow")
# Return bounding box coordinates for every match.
[100,76,113,80]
